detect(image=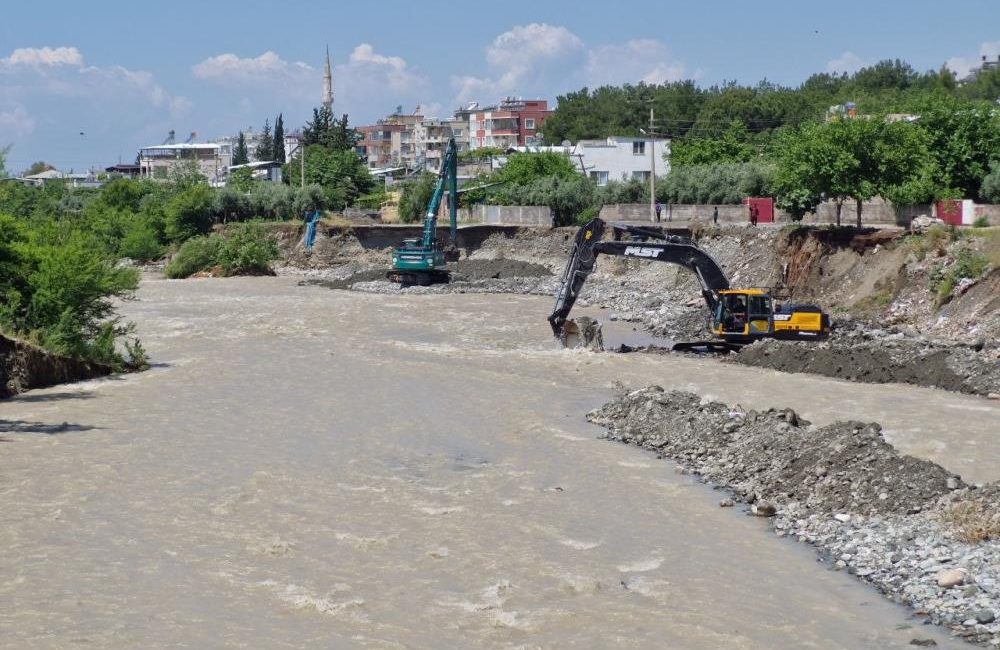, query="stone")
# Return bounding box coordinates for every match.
[909,638,937,647]
[719,498,734,507]
[975,610,996,624]
[936,568,967,589]
[752,502,776,517]
[834,513,852,523]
